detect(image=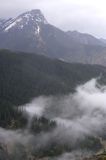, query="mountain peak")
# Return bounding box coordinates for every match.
[30,9,42,14]
[3,9,48,32]
[21,9,48,24]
